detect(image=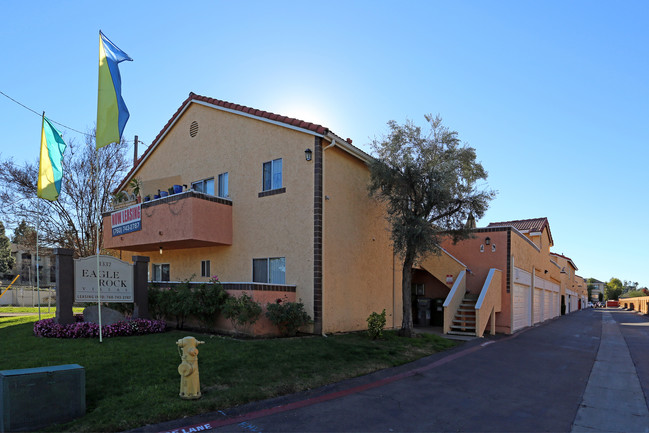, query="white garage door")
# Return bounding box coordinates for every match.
[533,288,543,324]
[513,283,531,331]
[549,282,560,318]
[544,290,553,321]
